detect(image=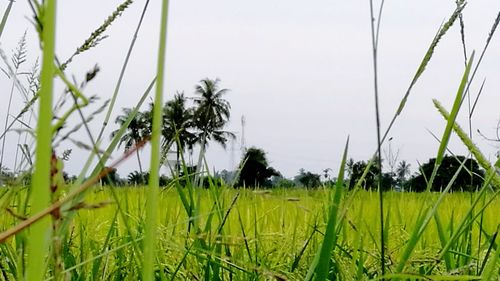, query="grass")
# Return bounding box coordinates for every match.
[1,187,499,280]
[27,1,56,281]
[143,0,169,280]
[0,0,499,280]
